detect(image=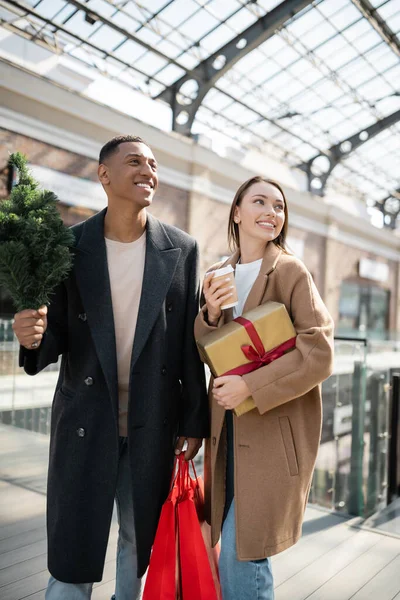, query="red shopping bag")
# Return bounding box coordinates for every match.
[178,458,221,600]
[143,454,220,600]
[191,473,221,598]
[142,463,180,600]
